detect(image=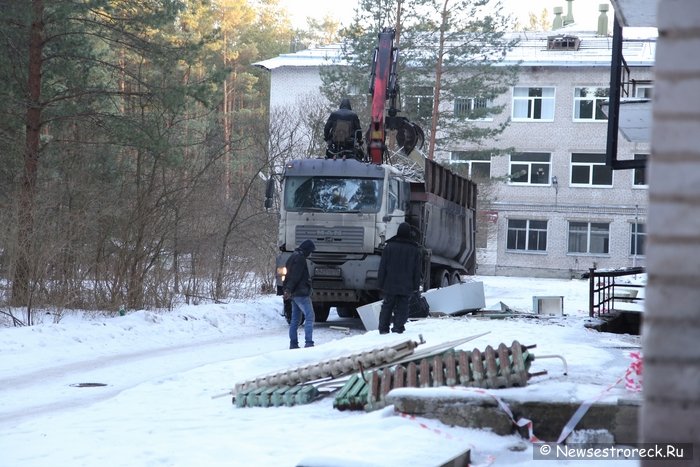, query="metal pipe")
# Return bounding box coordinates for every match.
[534,354,569,375]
